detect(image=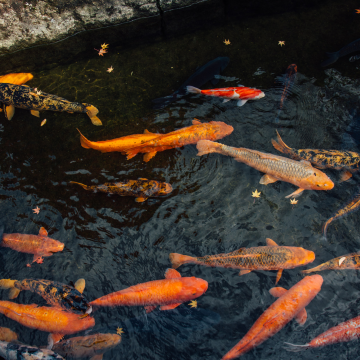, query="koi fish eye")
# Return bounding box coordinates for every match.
[313,173,317,176]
